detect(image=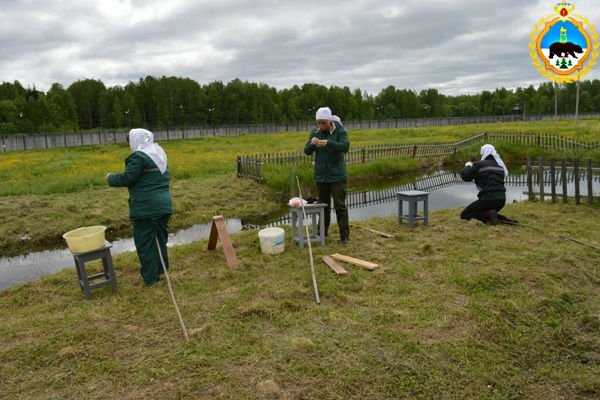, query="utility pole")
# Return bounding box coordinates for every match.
[575,74,580,124]
[554,82,558,118]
